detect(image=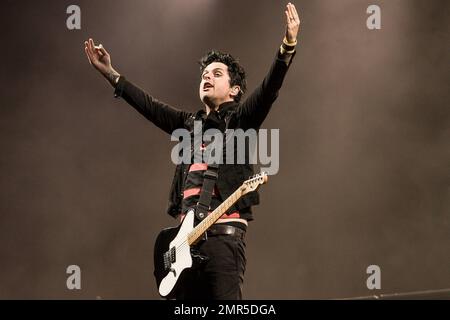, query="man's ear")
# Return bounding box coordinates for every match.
[230,85,241,98]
